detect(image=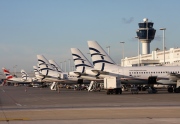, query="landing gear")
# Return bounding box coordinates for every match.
[174,87,180,93]
[174,86,180,93]
[106,89,113,95]
[168,86,180,93]
[131,87,139,94]
[168,87,173,93]
[142,87,147,91]
[147,87,157,94]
